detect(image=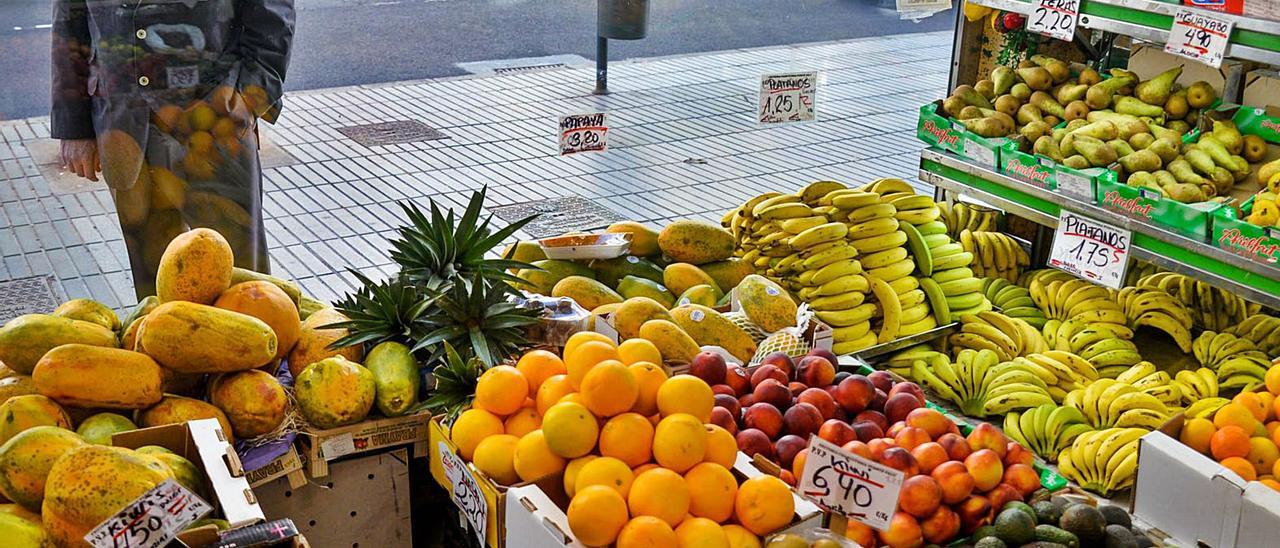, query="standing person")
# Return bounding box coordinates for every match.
[51,0,295,299]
